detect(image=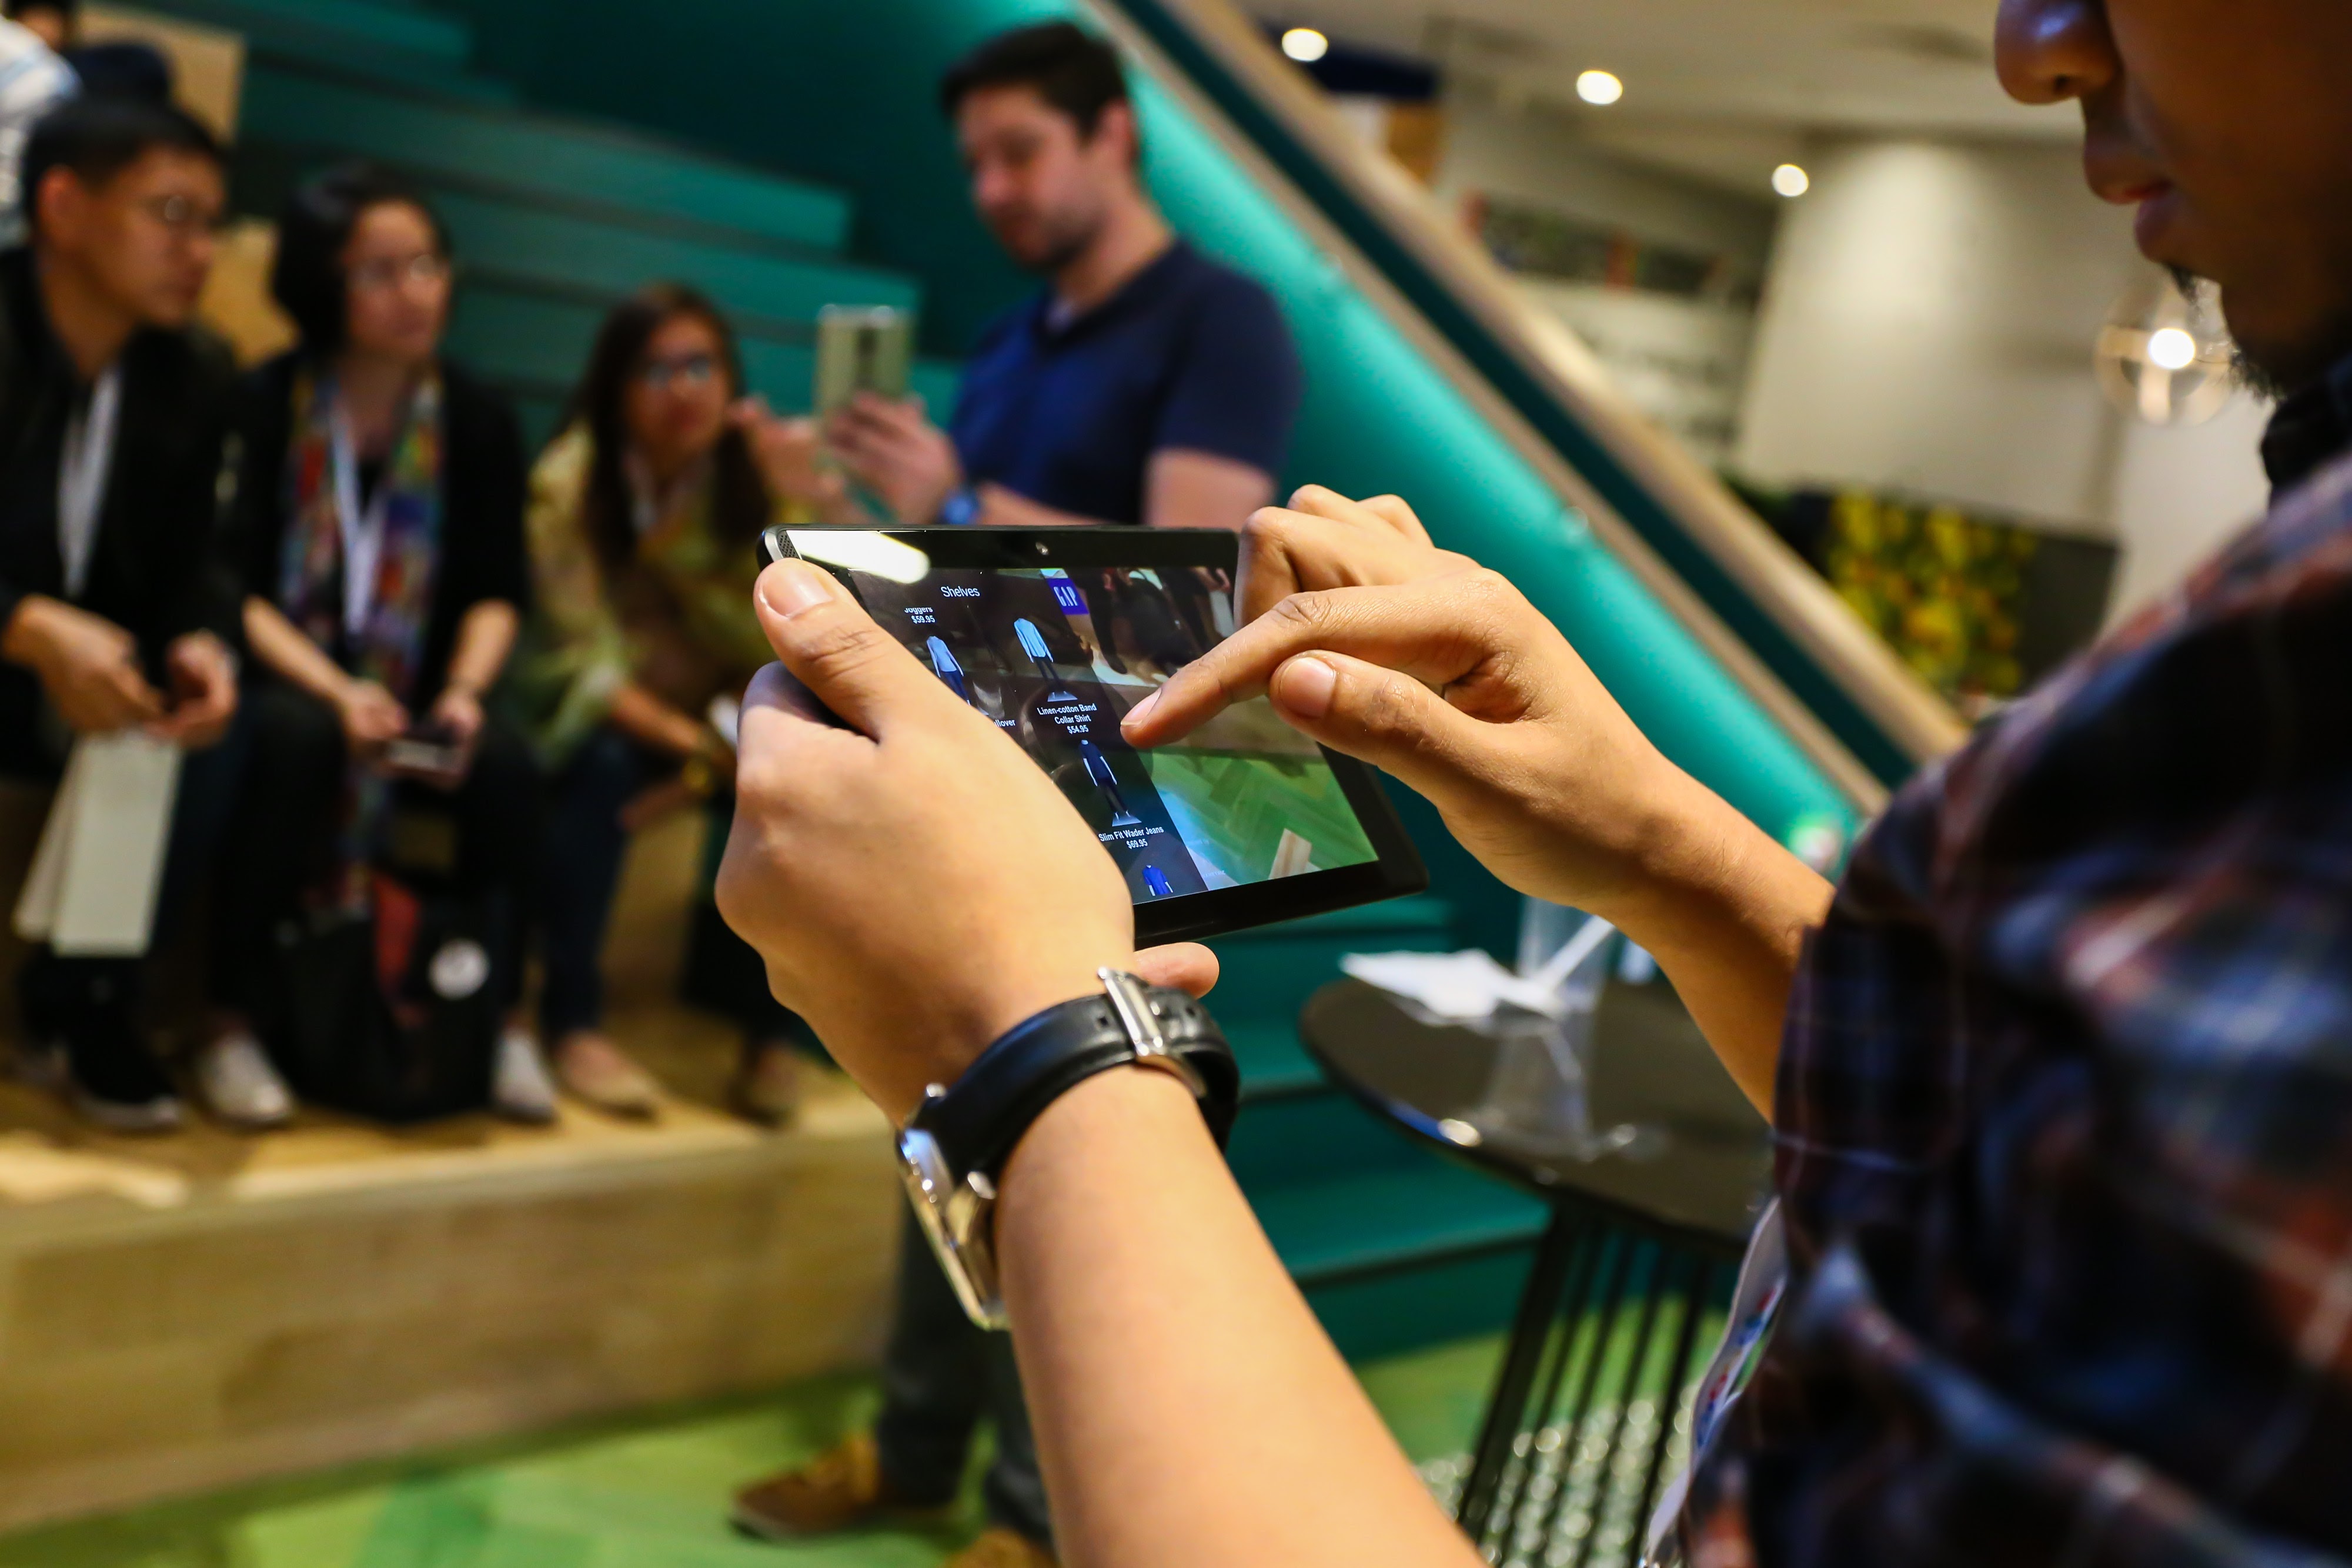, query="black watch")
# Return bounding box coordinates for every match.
[897,968,1237,1328]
